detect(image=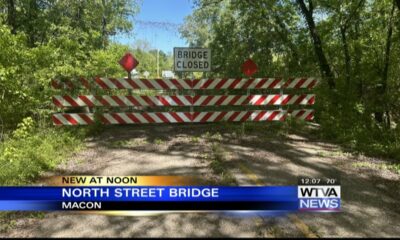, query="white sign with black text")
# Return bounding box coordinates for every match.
[174,47,211,72]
